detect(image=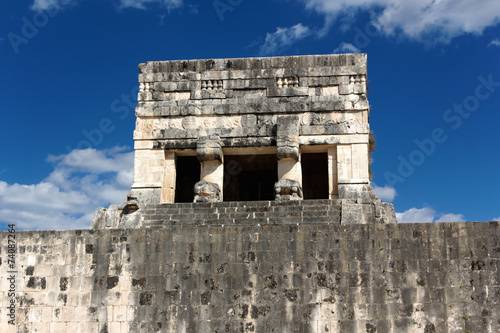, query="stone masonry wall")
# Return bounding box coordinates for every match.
[1,221,499,332]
